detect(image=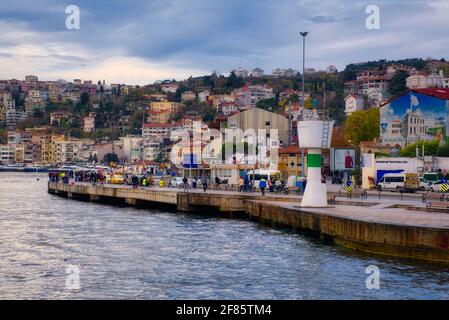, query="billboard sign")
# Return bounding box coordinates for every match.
[331,148,356,171]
